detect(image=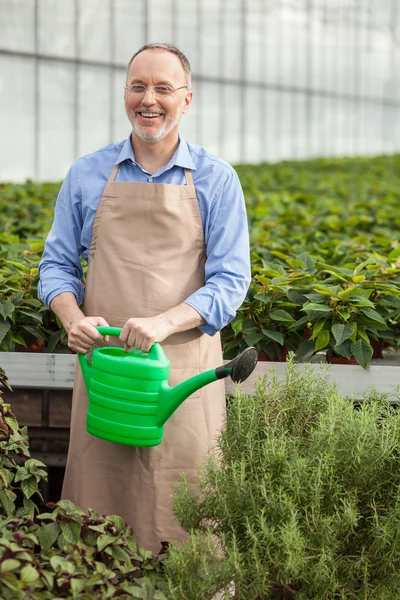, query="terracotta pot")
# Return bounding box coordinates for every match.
[371,339,384,359]
[326,355,358,365]
[258,347,290,362]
